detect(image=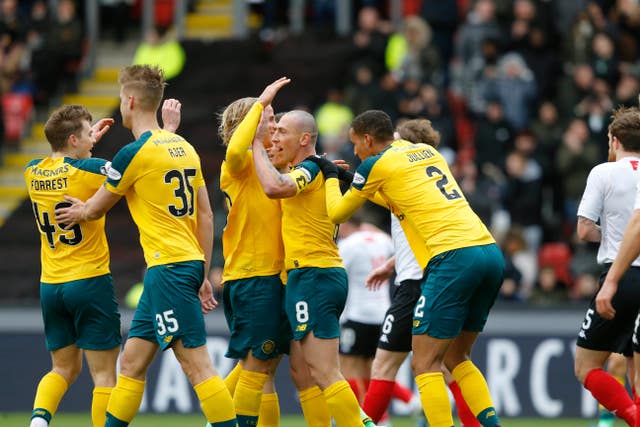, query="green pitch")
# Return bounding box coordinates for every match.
[0,413,594,427]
